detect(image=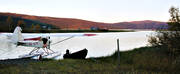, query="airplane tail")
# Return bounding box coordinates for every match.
[11,26,24,43]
